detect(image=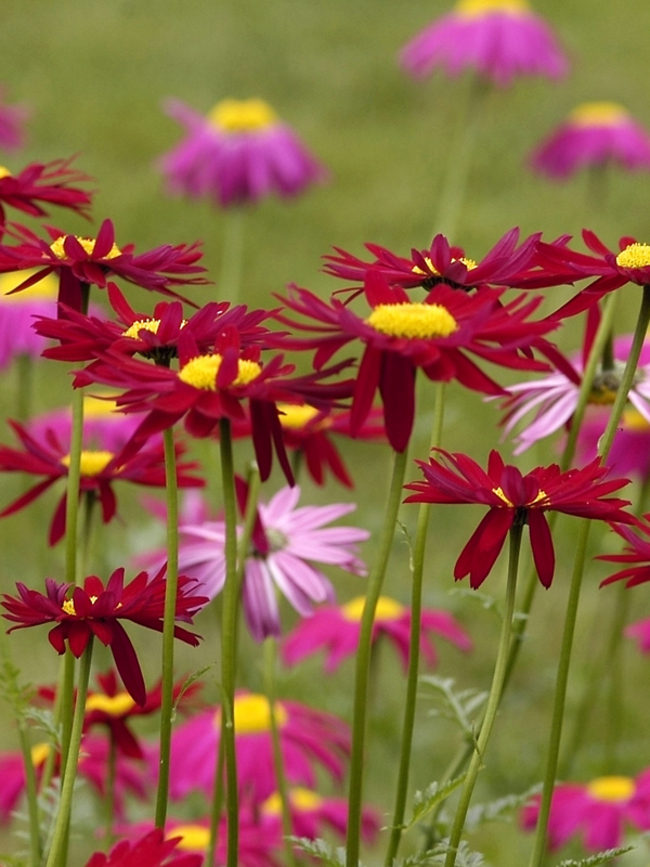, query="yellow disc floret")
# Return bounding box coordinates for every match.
[61,450,114,476]
[208,98,277,133]
[570,102,628,128]
[123,319,161,339]
[263,787,323,816]
[85,692,136,716]
[31,743,51,767]
[492,486,547,507]
[62,598,77,616]
[0,268,58,302]
[343,595,406,622]
[412,255,477,277]
[169,825,210,852]
[615,243,650,270]
[366,302,458,340]
[178,353,262,391]
[0,166,11,180]
[456,0,528,17]
[586,776,635,803]
[278,403,321,429]
[223,693,289,734]
[50,235,121,261]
